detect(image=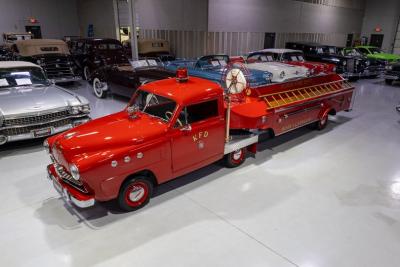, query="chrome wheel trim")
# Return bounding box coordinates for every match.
[83,66,90,80]
[93,78,106,97]
[233,149,243,161]
[129,186,145,202]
